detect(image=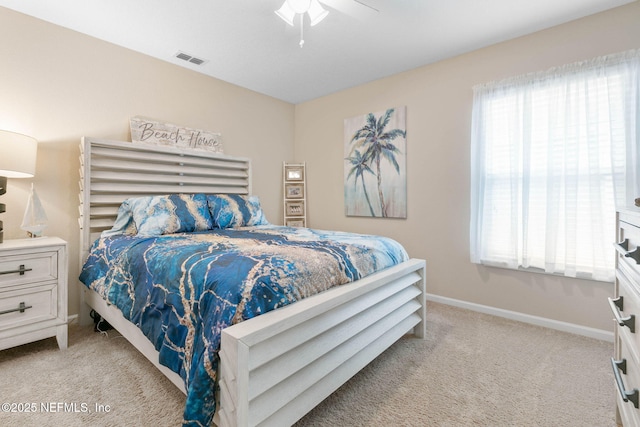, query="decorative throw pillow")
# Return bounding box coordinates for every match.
[207,194,269,229]
[124,193,213,236]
